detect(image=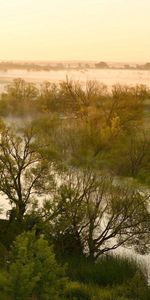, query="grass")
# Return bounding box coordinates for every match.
[63,254,150,300]
[65,254,147,287]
